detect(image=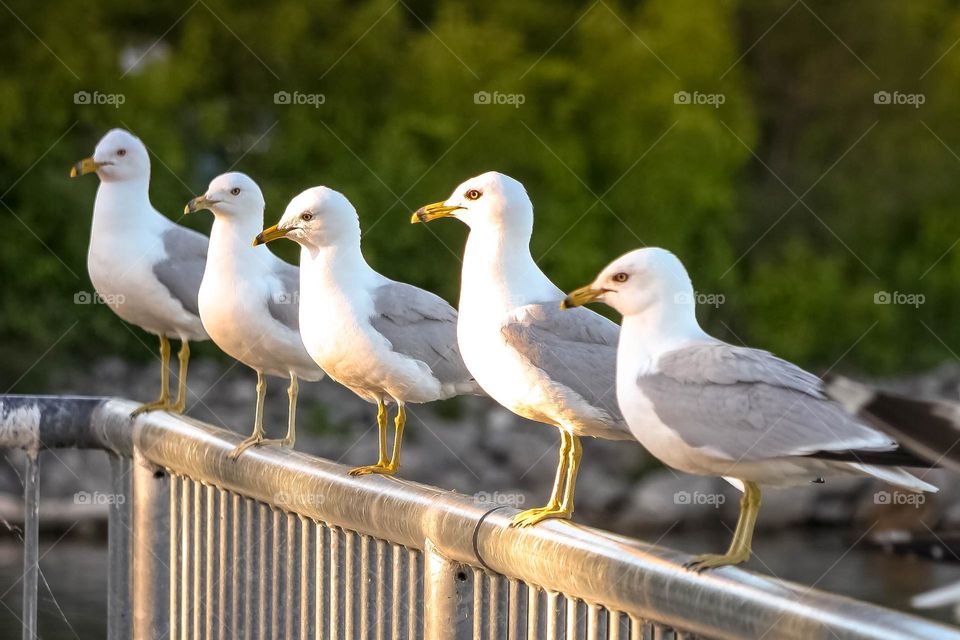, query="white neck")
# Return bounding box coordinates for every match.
[206,214,267,275]
[460,225,561,312]
[617,301,710,374]
[91,178,158,235]
[299,240,380,292]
